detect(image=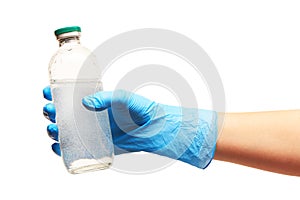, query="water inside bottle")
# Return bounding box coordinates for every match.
[51,81,113,174]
